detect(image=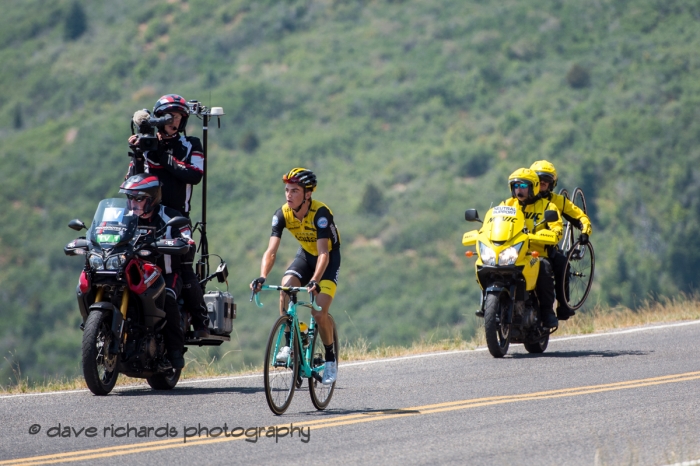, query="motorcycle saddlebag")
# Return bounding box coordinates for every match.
[204,291,235,335]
